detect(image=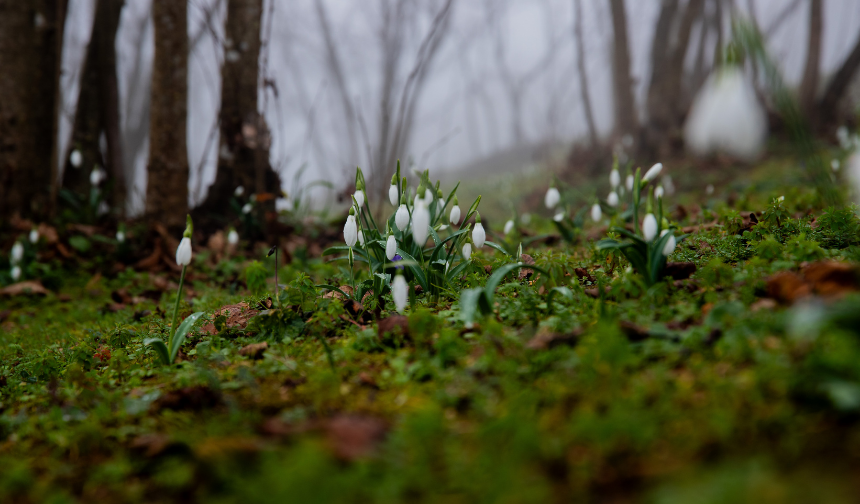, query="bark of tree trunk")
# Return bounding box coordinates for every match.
[0,1,63,220]
[609,0,639,142]
[817,33,860,130]
[195,0,281,235]
[799,0,822,122]
[574,0,598,146]
[146,0,189,232]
